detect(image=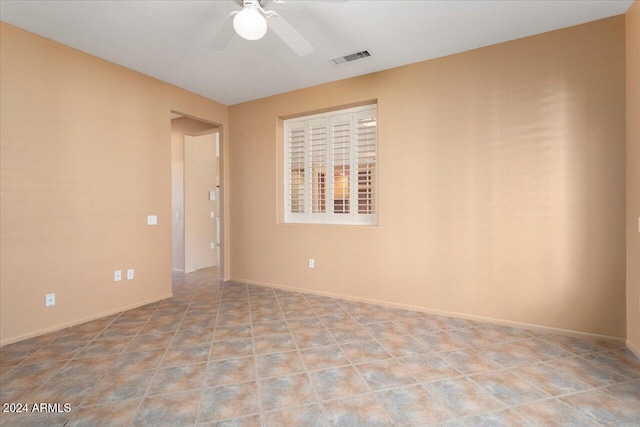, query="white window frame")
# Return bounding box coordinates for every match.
[284,104,378,225]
